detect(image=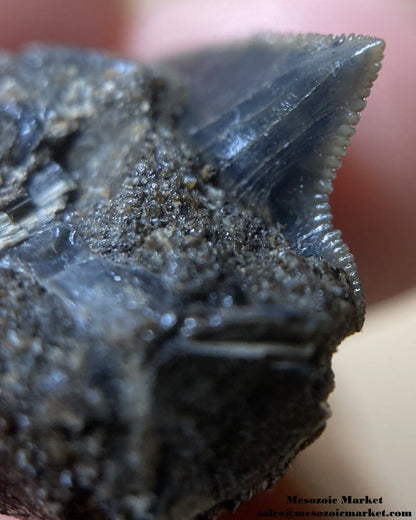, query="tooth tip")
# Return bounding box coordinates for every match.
[350,35,385,66]
[365,38,385,67]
